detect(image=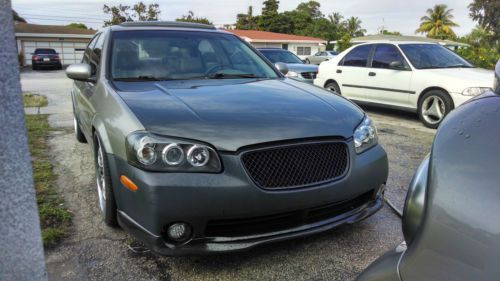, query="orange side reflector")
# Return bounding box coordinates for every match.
[120,175,138,192]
